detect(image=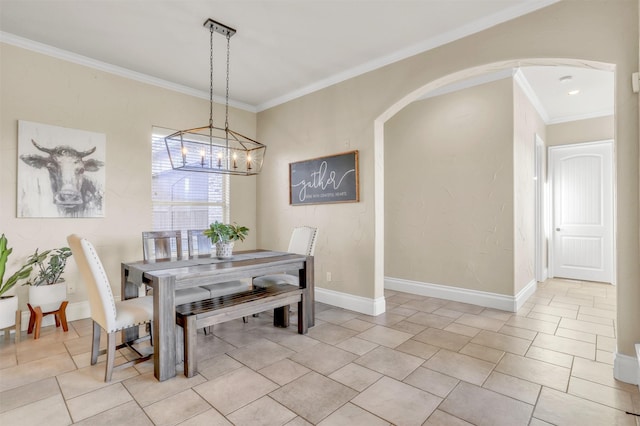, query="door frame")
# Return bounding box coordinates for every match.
[534,134,546,283]
[547,139,616,284]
